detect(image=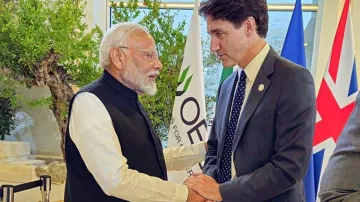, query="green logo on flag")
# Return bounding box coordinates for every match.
[176,66,193,96]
